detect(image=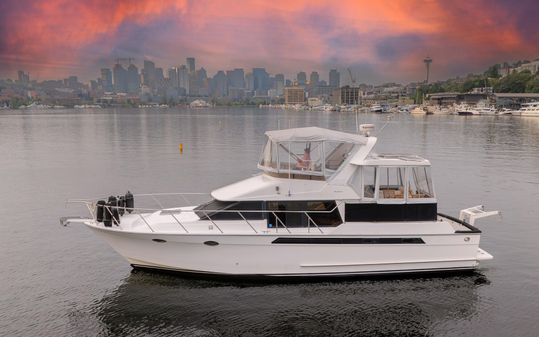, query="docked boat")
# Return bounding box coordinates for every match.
[370,104,384,113]
[62,126,499,278]
[516,102,539,117]
[410,106,430,115]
